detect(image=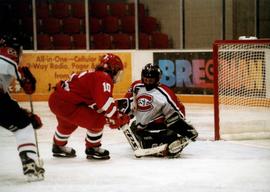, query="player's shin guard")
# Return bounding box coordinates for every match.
[15,124,45,181]
[52,130,76,157]
[19,151,45,182]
